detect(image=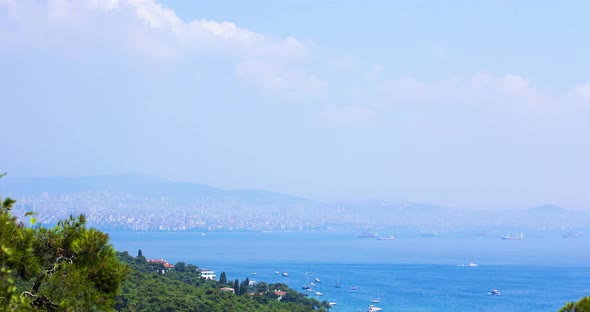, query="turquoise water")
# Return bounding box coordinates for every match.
[108,231,590,311]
